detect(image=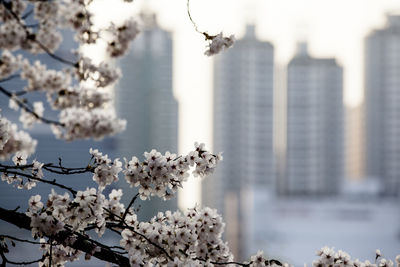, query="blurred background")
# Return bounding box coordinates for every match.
[1,0,400,265]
